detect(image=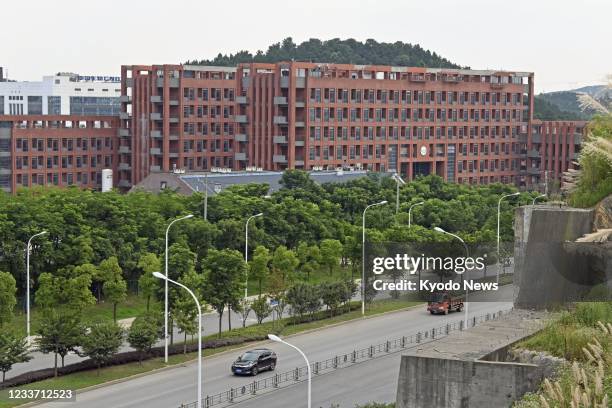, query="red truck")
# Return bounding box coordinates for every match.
[427,292,463,315]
